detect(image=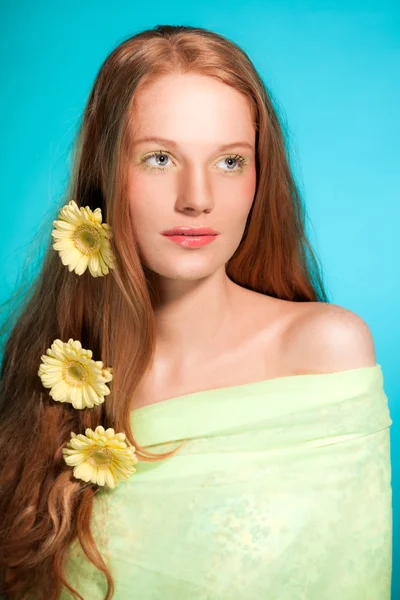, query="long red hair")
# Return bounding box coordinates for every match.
[0,24,329,599]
